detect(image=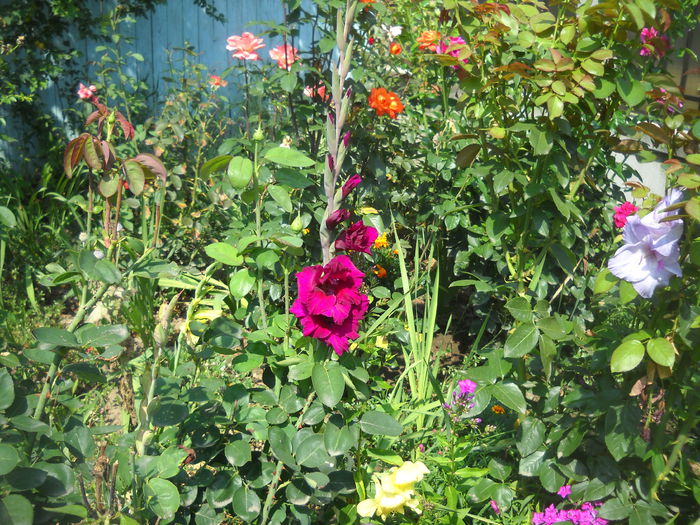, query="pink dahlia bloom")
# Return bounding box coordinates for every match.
[269,44,300,70]
[613,201,638,228]
[335,221,379,255]
[290,255,369,355]
[226,32,265,61]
